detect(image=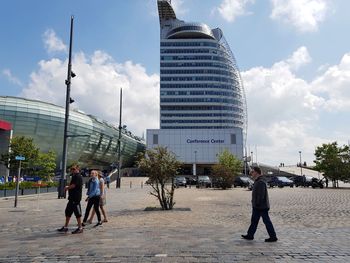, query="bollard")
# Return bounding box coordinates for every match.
[141,181,143,189]
[130,181,132,188]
